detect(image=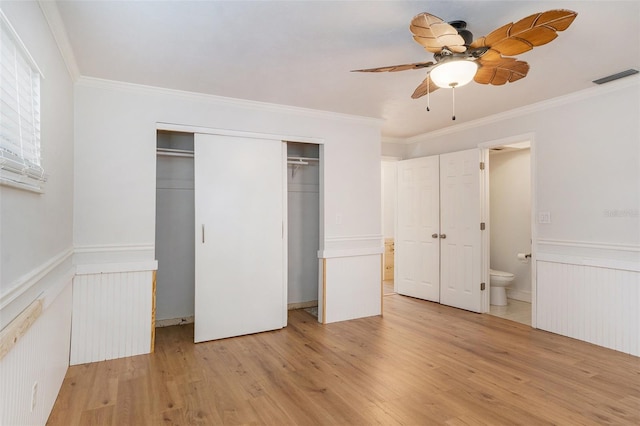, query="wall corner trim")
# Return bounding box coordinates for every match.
[38,0,80,81]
